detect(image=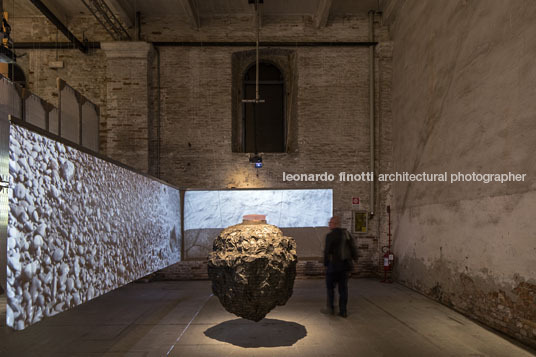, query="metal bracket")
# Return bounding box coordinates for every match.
[0,175,9,193]
[81,0,130,41]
